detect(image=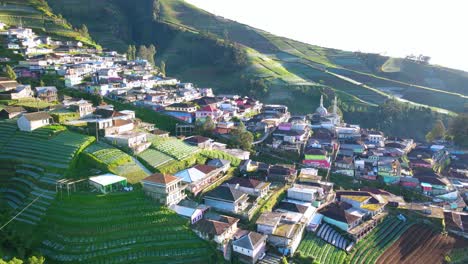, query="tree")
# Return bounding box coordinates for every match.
[27,256,45,264]
[160,60,166,76]
[147,44,157,65]
[126,45,134,60]
[449,113,468,147]
[202,116,215,133]
[238,130,253,150]
[5,65,16,80]
[79,24,89,38]
[426,119,446,142]
[137,45,148,61]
